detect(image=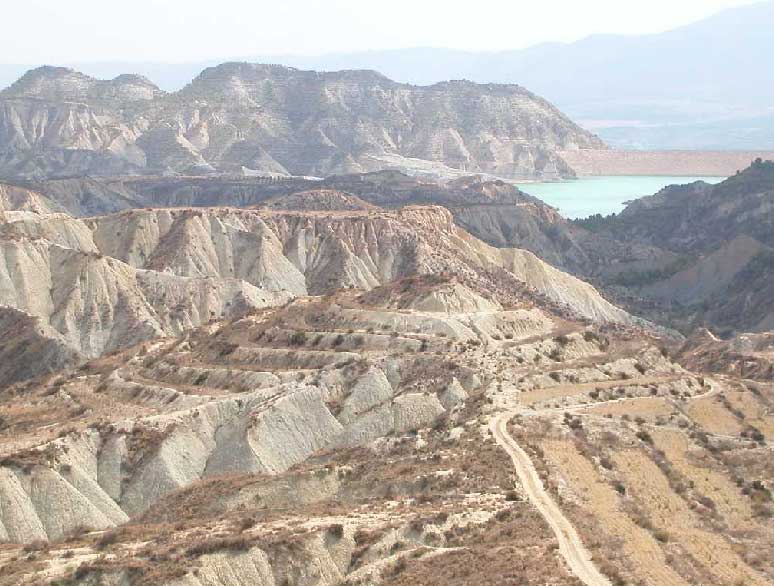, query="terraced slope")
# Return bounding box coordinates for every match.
[0,203,635,386]
[493,347,774,586]
[0,281,572,584]
[0,273,769,586]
